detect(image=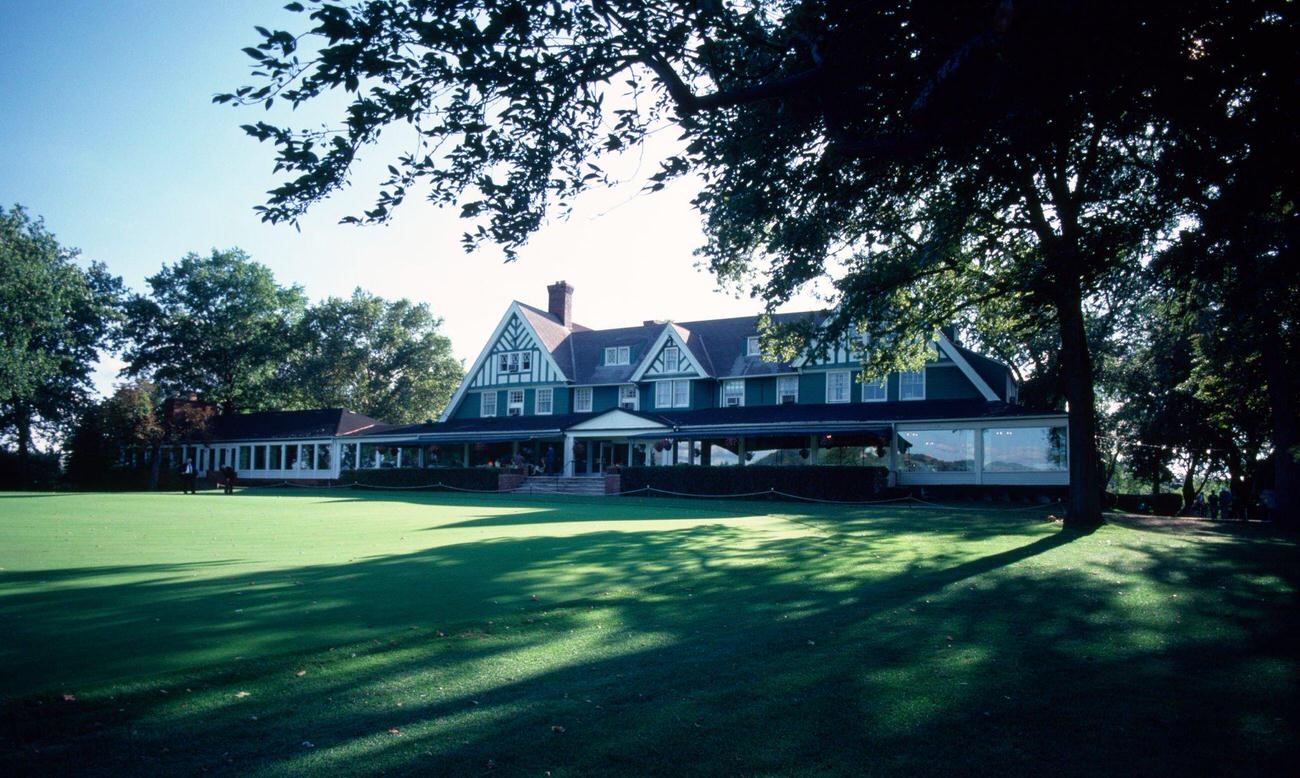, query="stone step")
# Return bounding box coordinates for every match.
[517,476,609,496]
